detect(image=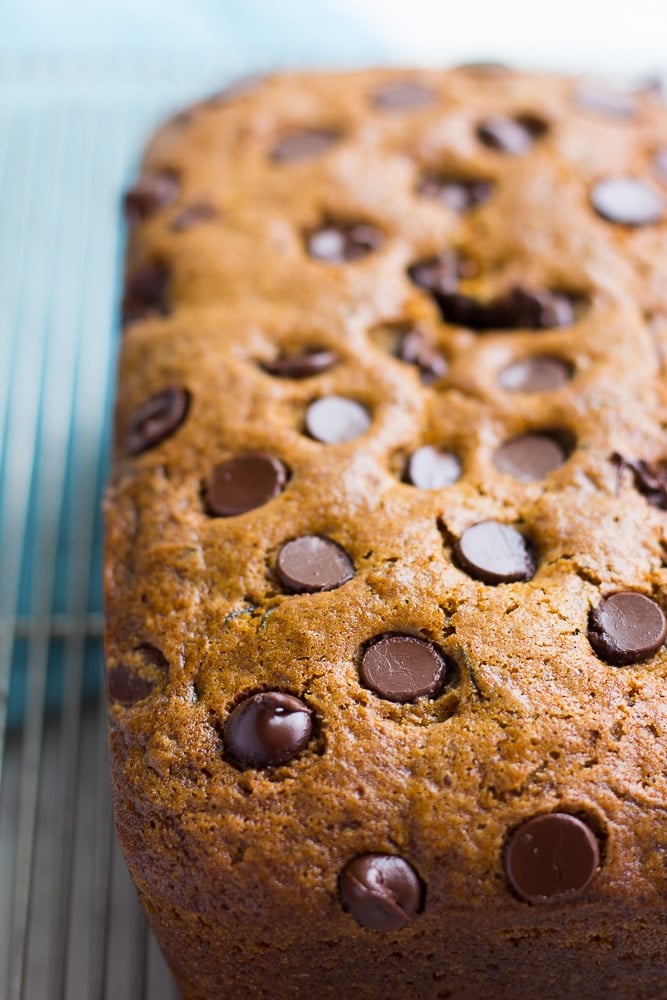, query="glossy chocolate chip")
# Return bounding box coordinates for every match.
[493,433,568,482]
[124,172,179,223]
[206,451,288,516]
[121,261,170,325]
[339,854,423,930]
[305,396,371,444]
[371,80,436,110]
[417,173,493,212]
[107,663,155,706]
[435,286,576,331]
[655,149,667,182]
[307,222,383,263]
[125,386,189,455]
[406,446,461,489]
[407,252,477,298]
[360,634,449,702]
[170,201,218,232]
[498,356,573,393]
[613,453,667,510]
[454,521,536,584]
[261,348,338,378]
[477,114,548,155]
[224,692,313,769]
[587,592,667,665]
[504,813,600,903]
[276,535,354,593]
[270,128,341,162]
[573,80,637,119]
[398,330,447,384]
[590,177,664,226]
